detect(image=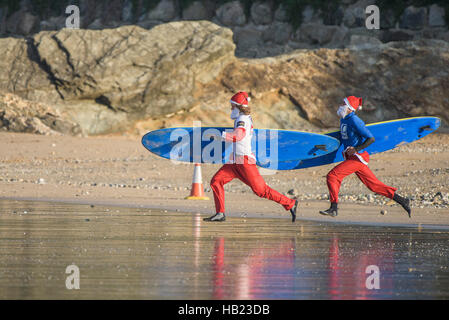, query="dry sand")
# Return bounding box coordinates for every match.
[0,131,448,228]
